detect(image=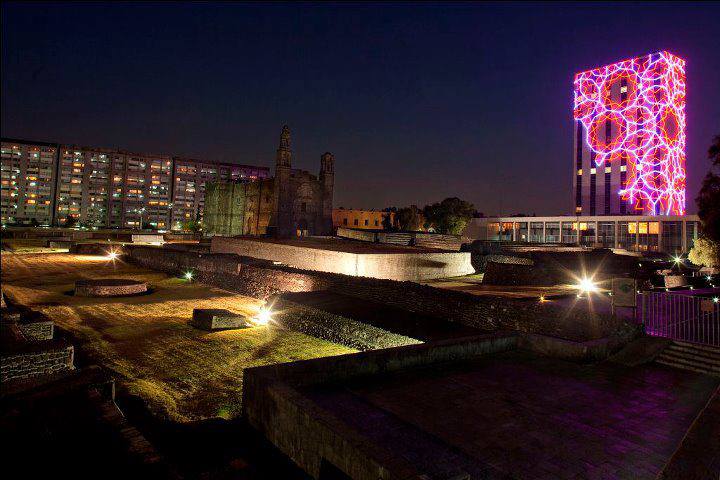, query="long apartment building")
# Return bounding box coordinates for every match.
[1,138,269,229]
